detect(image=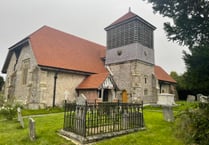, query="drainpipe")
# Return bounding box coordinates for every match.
[52,72,58,107]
